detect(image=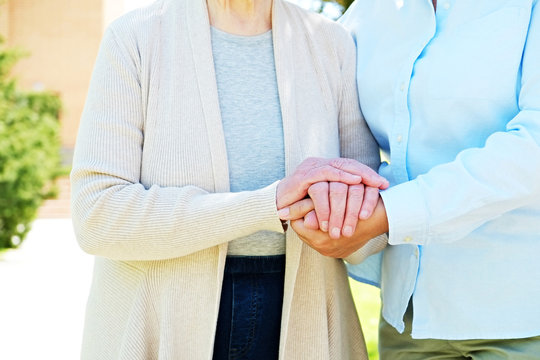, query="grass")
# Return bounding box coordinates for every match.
[0,247,10,259]
[351,280,381,360]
